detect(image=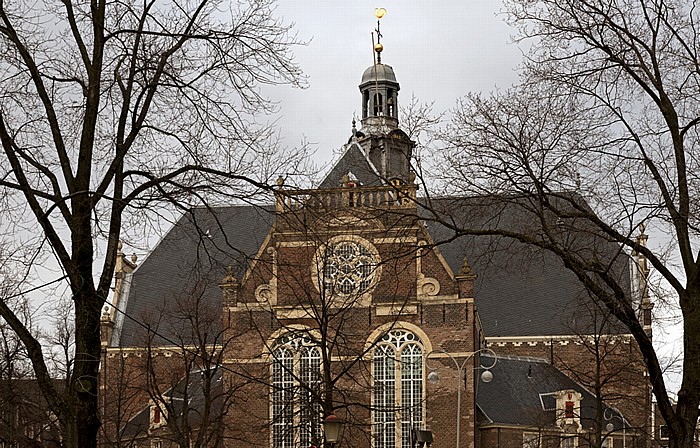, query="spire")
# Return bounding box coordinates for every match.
[354,7,415,185]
